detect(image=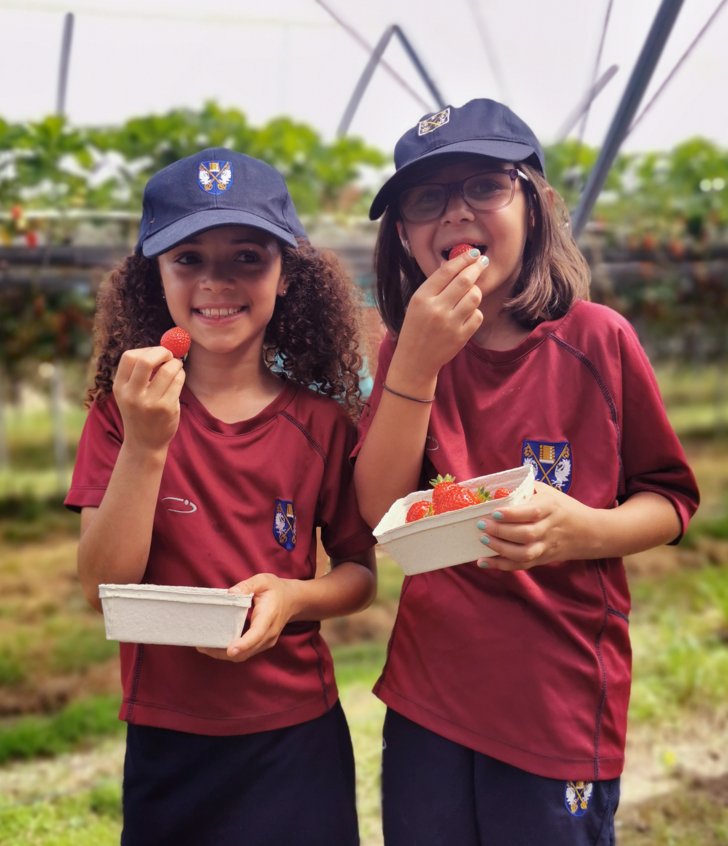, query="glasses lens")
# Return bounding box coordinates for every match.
[399,184,447,222]
[463,171,515,210]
